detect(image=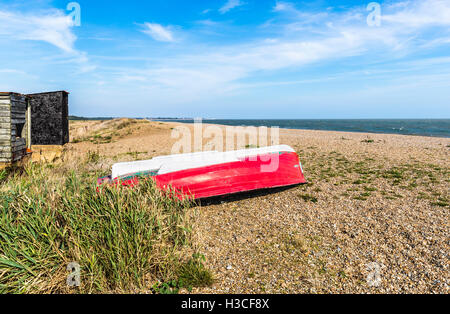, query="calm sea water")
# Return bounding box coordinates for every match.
[154,119,450,138]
